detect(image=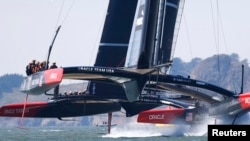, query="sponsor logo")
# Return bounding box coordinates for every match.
[49,73,58,79]
[149,114,165,120]
[245,98,250,104]
[208,125,250,139]
[4,108,29,114]
[80,67,114,73]
[196,81,206,85]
